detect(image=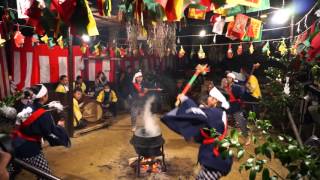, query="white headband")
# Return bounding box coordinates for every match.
[209,87,230,110]
[227,73,236,79]
[132,72,143,83]
[35,85,48,99]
